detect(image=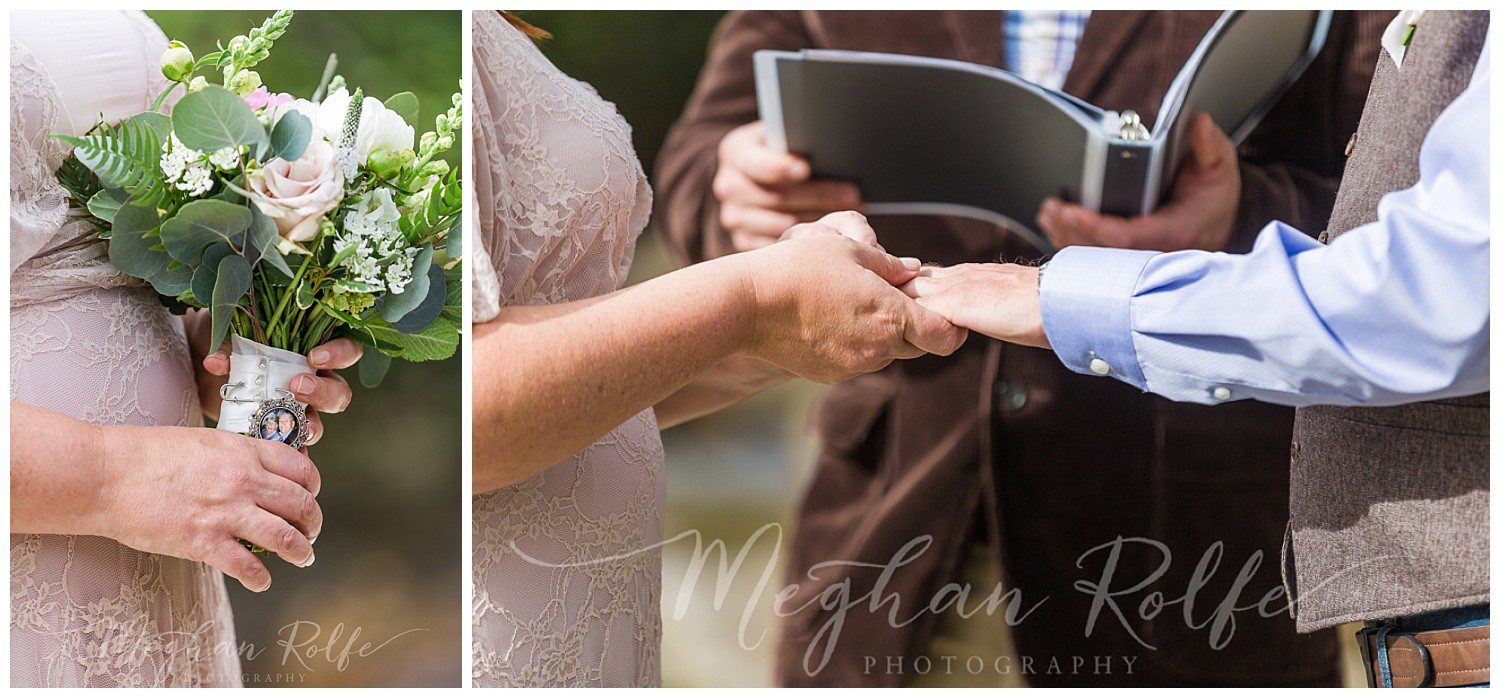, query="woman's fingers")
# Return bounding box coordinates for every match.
[238,511,315,569]
[307,338,363,371]
[205,539,273,592]
[256,442,321,496]
[291,371,353,414]
[256,470,323,540]
[201,341,232,376]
